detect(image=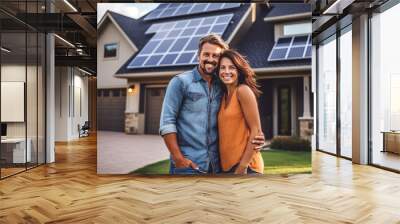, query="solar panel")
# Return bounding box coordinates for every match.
[128,14,233,69]
[268,34,312,61]
[144,3,240,21]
